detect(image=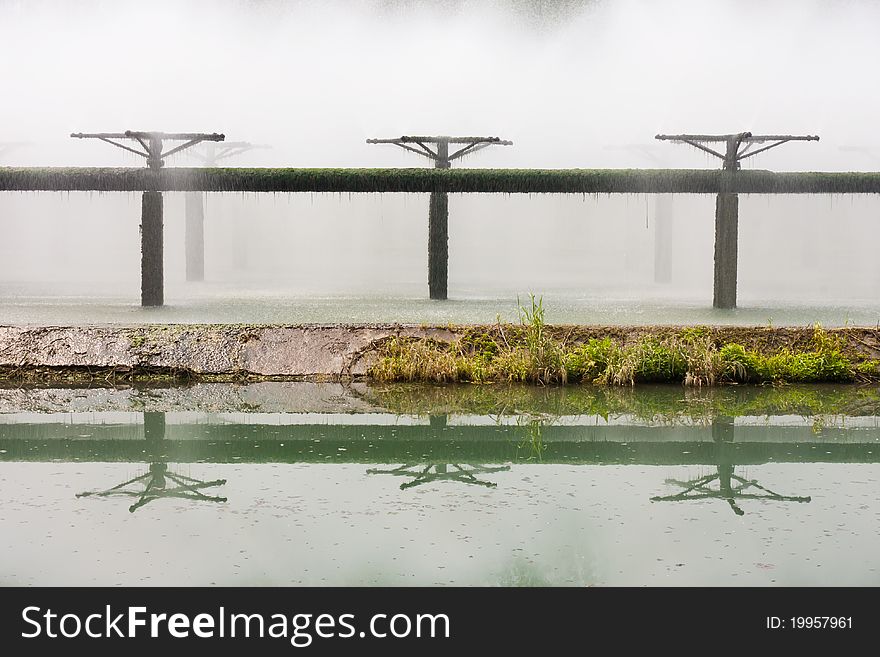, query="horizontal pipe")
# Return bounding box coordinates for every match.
[2,167,880,194]
[70,132,225,141]
[656,134,819,142]
[367,136,511,144]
